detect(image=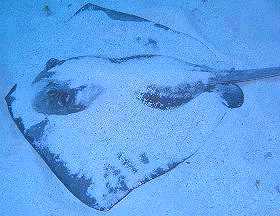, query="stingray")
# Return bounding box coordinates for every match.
[59,3,218,65]
[5,54,280,210]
